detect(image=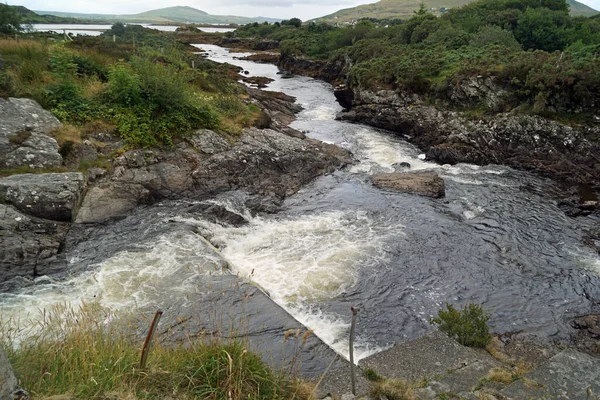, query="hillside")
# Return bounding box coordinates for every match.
[313,0,598,22]
[35,6,280,24]
[11,5,101,23]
